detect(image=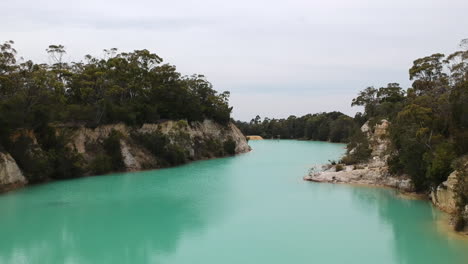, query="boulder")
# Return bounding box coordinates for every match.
[431,171,458,214]
[0,150,27,190]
